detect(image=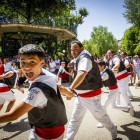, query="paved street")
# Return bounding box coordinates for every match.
[0,83,140,140]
